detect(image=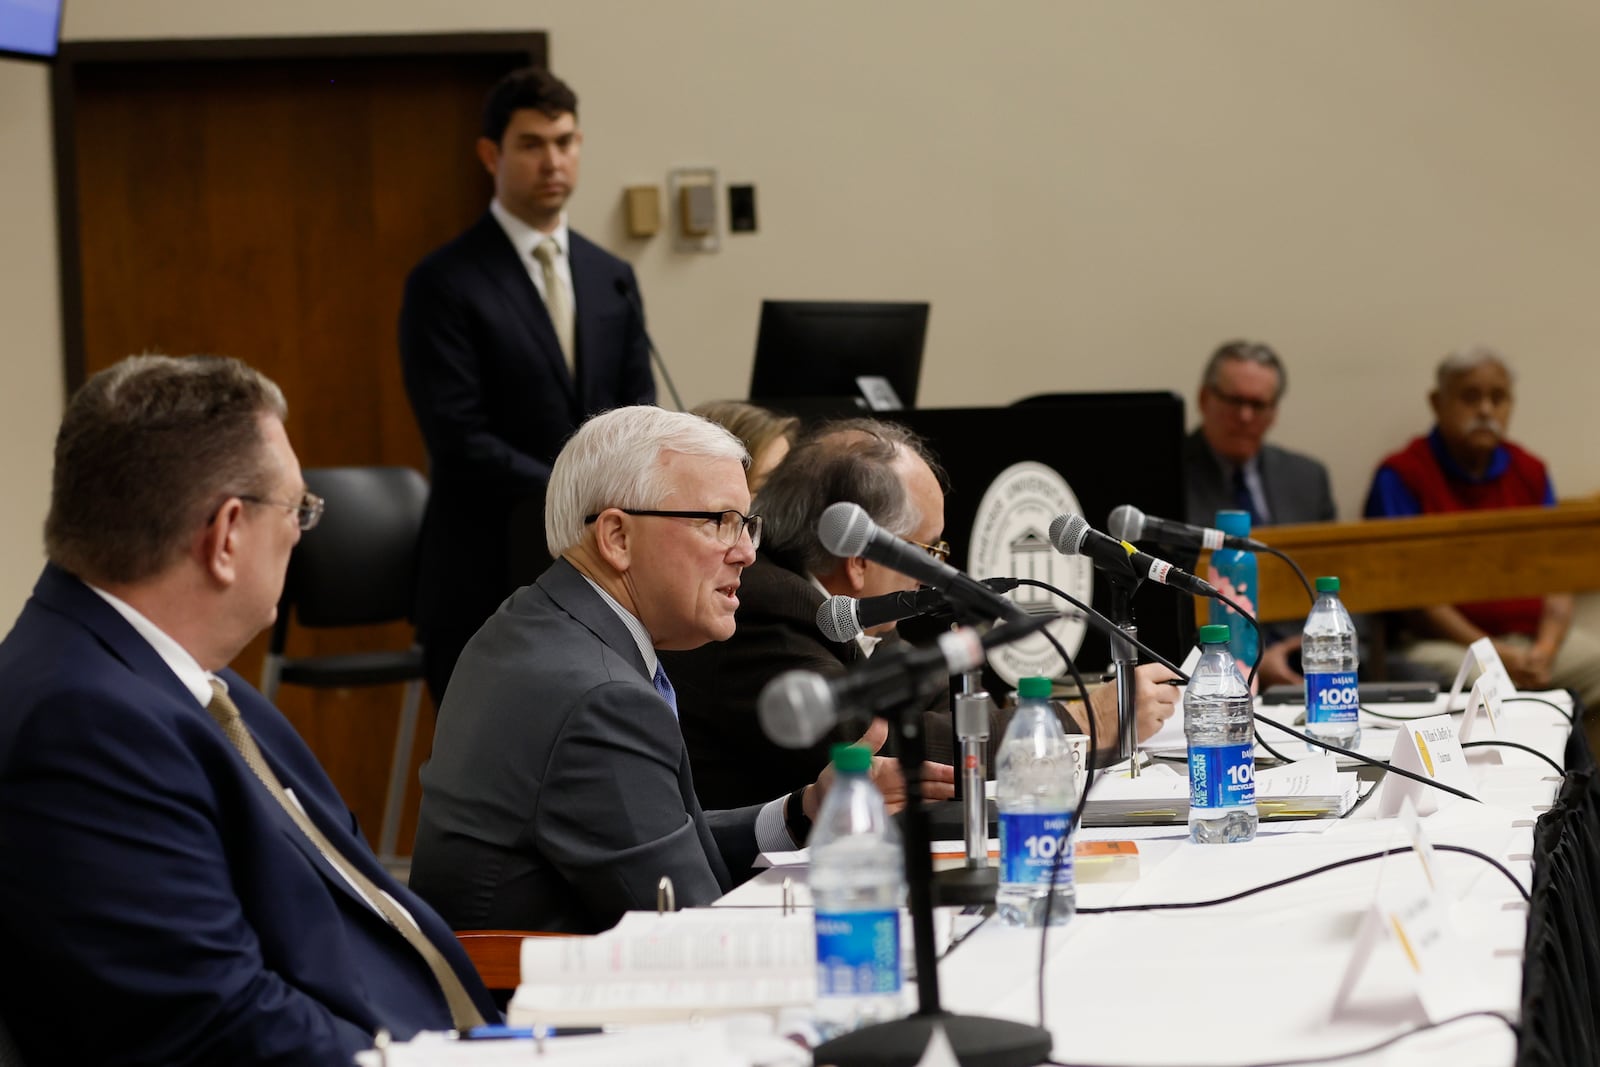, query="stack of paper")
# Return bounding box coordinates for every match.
[1081,757,1360,826]
[509,909,814,1027]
